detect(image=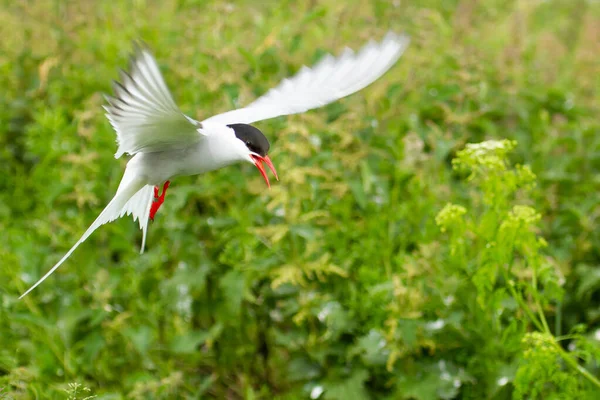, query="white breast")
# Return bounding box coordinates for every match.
[129,125,249,186]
